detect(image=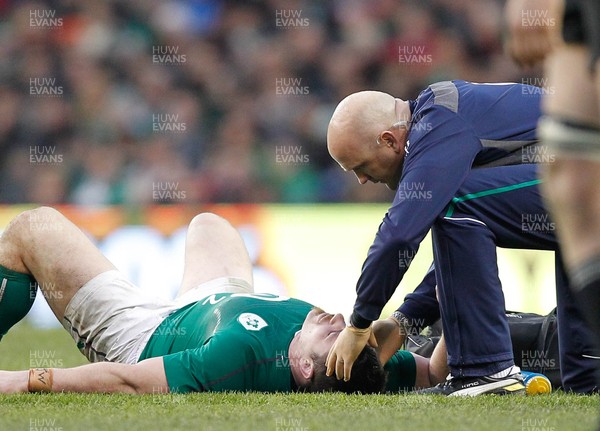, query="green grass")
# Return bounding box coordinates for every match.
[0,324,598,431]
